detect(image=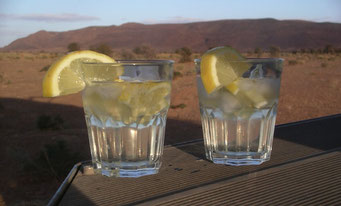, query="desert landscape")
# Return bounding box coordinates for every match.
[1,19,341,205]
